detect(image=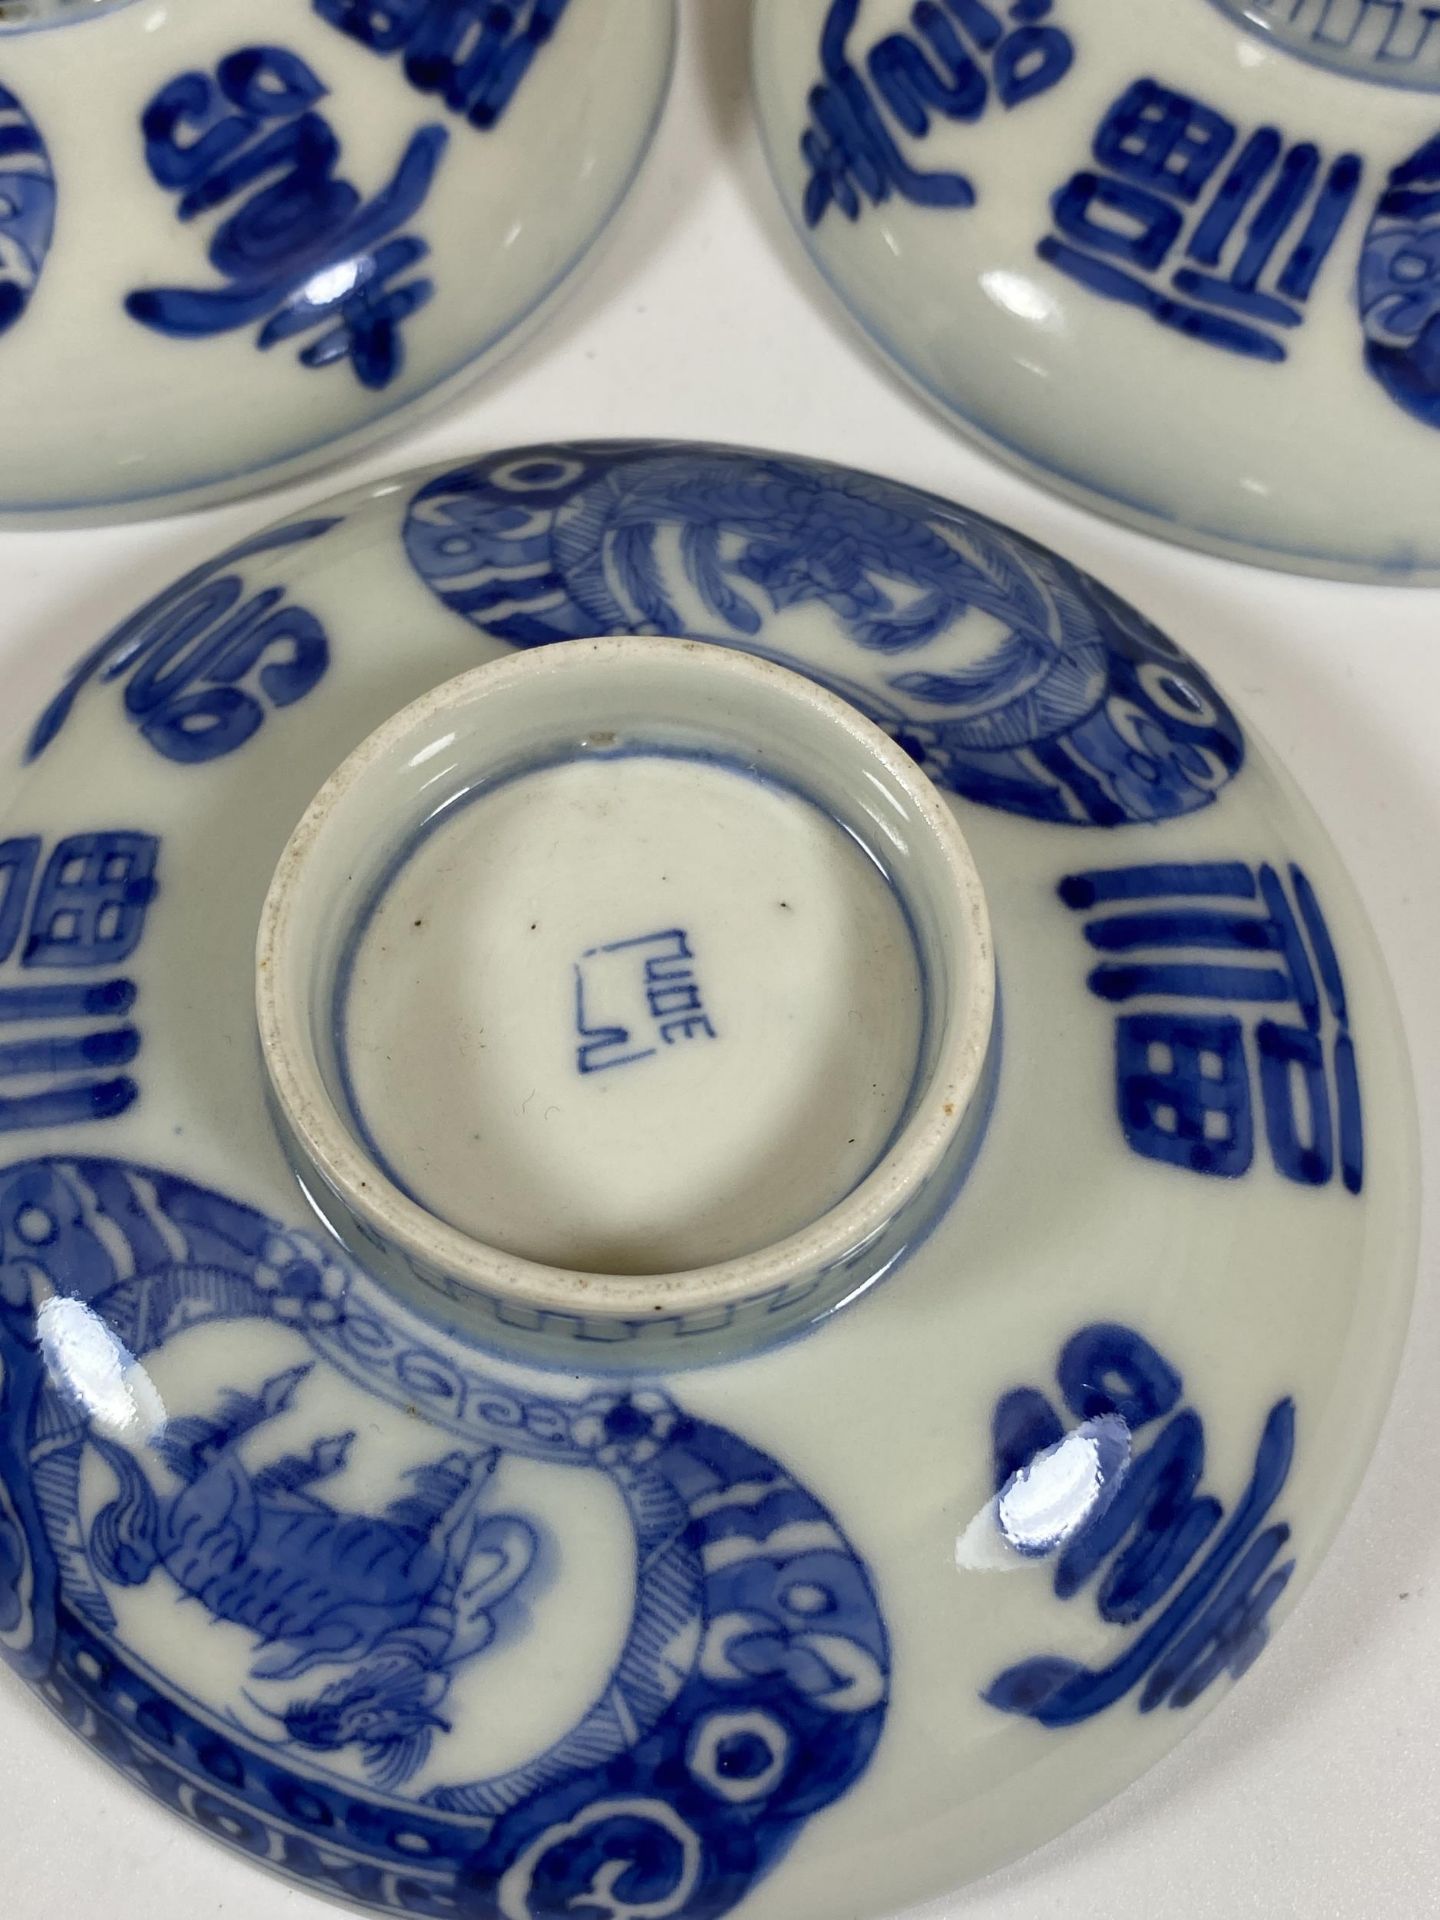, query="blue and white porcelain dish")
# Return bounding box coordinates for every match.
[0,440,1417,1917]
[752,0,1440,581]
[0,1,674,523]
